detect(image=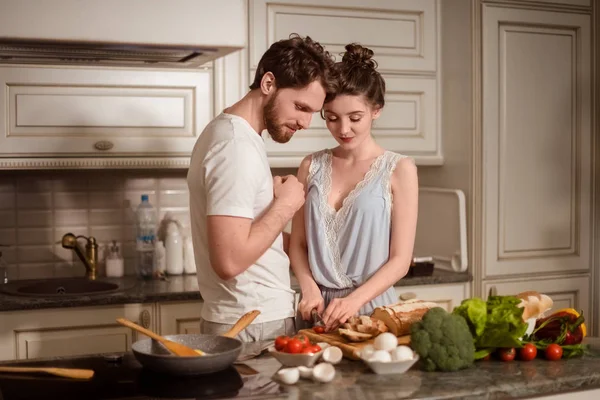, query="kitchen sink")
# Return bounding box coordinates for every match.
[0,278,127,297]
